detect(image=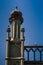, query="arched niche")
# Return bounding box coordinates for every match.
[29,49,34,61]
[24,49,28,61]
[35,49,40,61]
[41,51,43,61]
